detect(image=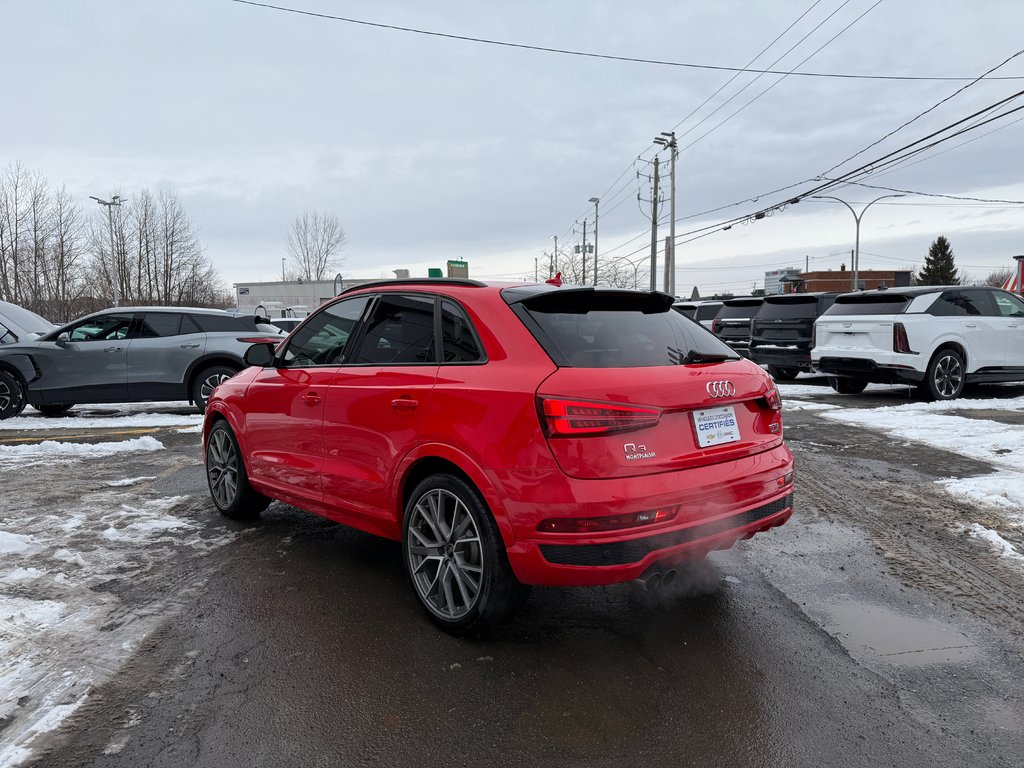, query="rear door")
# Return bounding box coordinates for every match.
[513,290,781,480]
[243,295,373,505]
[127,312,203,400]
[321,293,439,526]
